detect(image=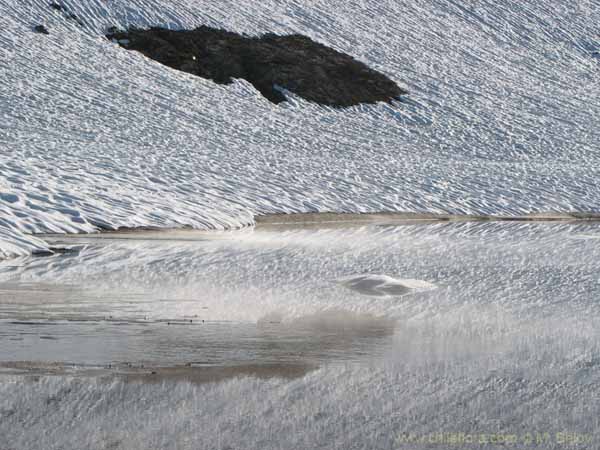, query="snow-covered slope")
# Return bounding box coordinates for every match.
[1,0,600,256]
